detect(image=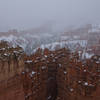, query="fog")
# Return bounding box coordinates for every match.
[0,0,100,31]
